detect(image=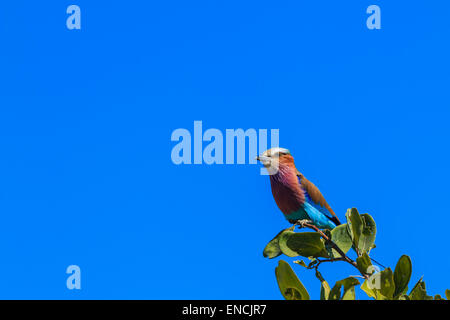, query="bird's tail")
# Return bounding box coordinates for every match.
[330,216,341,227]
